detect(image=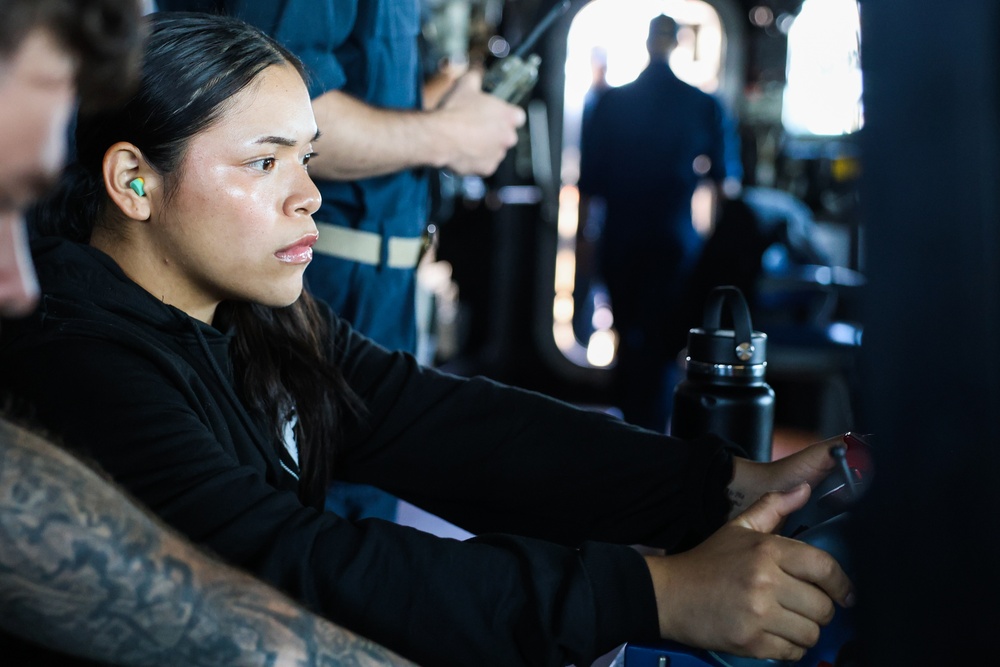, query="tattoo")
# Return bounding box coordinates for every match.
[0,418,415,666]
[726,488,747,517]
